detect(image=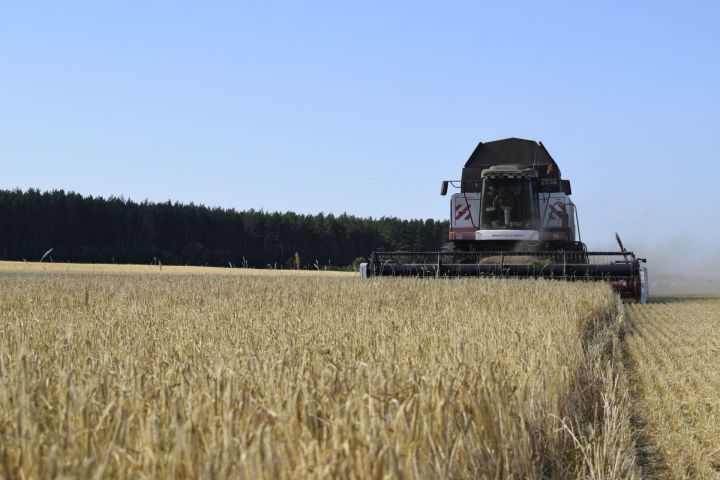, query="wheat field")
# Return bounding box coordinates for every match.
[0,260,353,277]
[624,297,720,479]
[0,265,641,479]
